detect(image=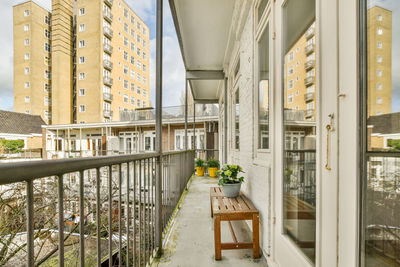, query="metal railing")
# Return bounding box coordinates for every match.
[304,92,315,102]
[103,59,113,71]
[305,27,315,39]
[103,27,113,38]
[104,0,113,7]
[195,149,219,161]
[304,60,315,70]
[104,109,114,118]
[304,76,315,87]
[103,76,113,86]
[103,10,113,22]
[103,92,113,102]
[305,43,315,55]
[103,43,113,54]
[0,150,194,266]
